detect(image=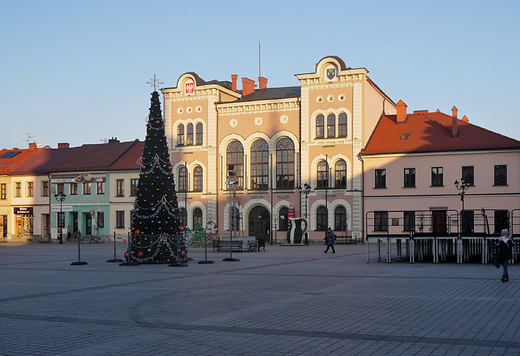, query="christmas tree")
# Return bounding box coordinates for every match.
[128,91,185,264]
